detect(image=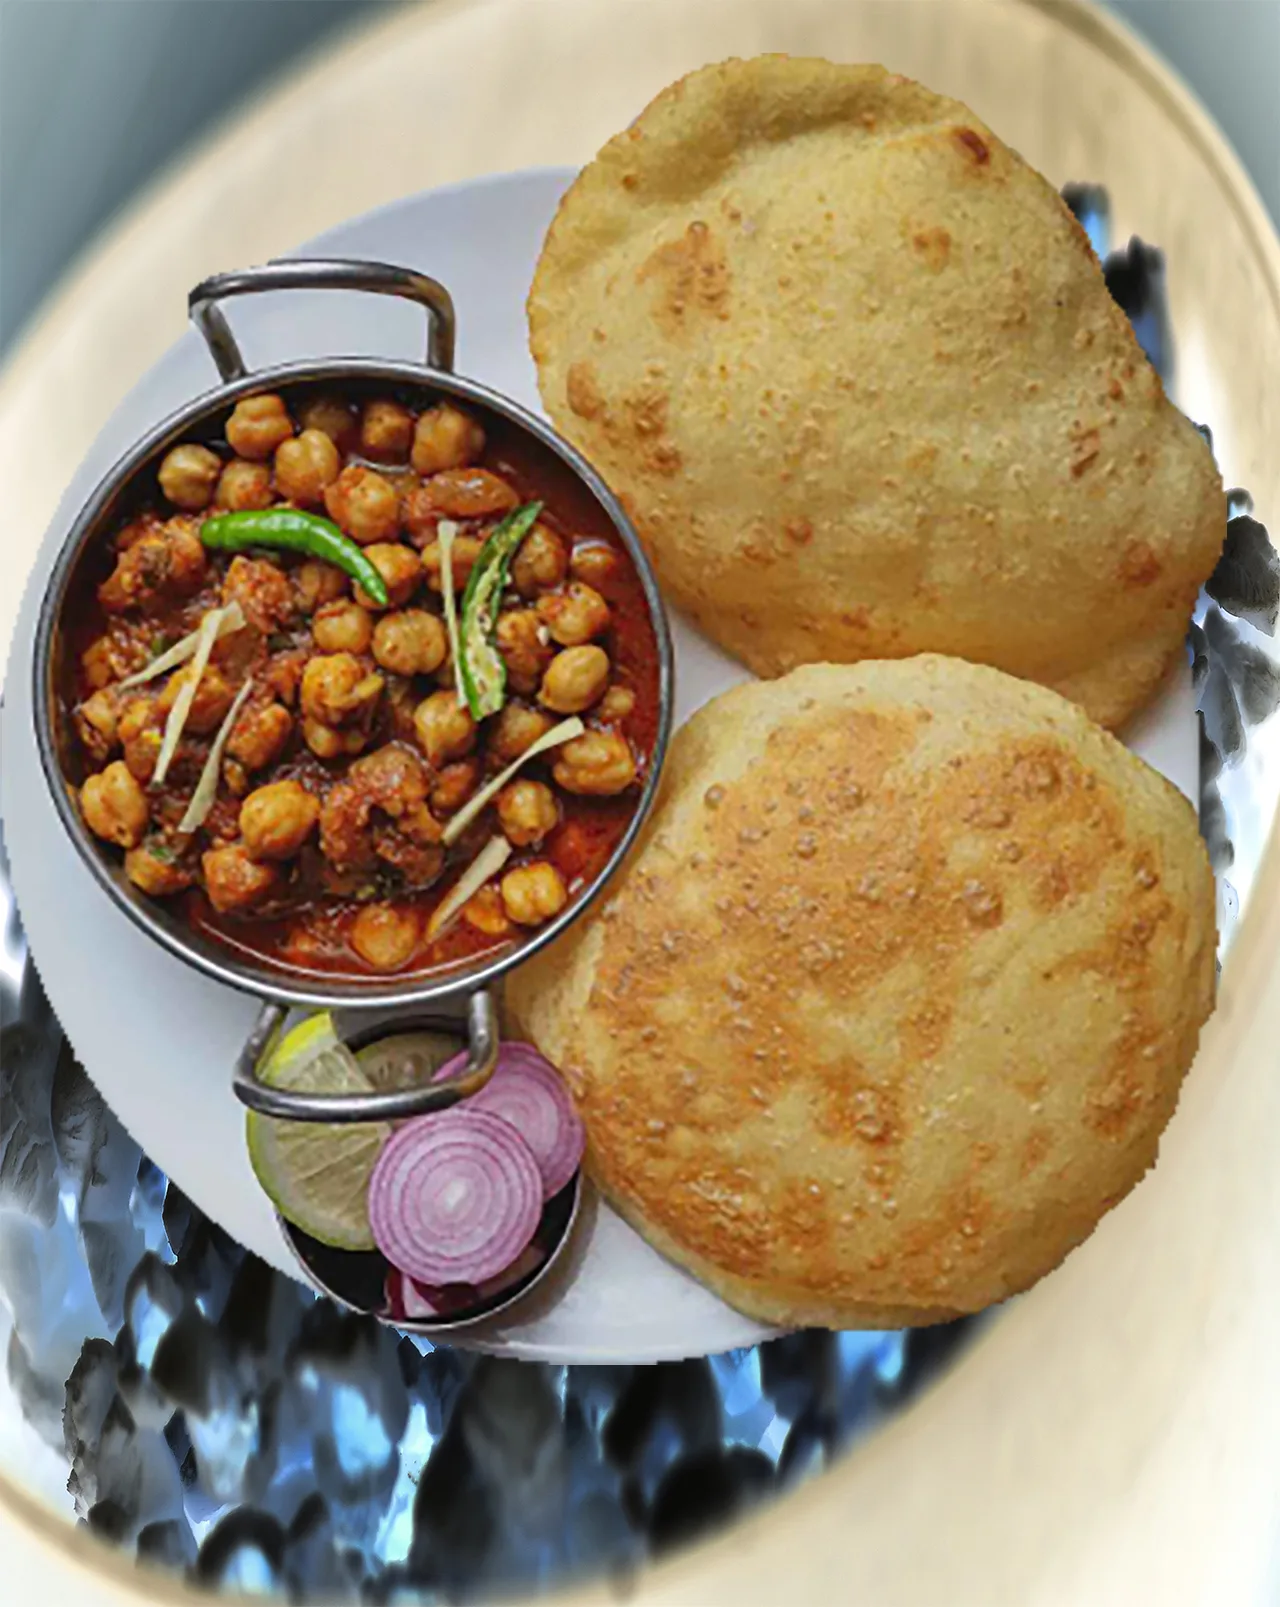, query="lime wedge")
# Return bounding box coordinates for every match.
[245,1012,390,1251]
[356,1029,461,1092]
